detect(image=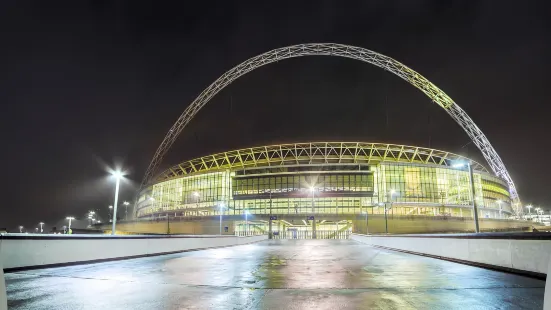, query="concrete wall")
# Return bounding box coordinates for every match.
[352,216,533,234]
[352,233,551,309]
[351,233,551,275]
[0,234,265,310]
[0,234,267,270]
[102,219,238,235]
[105,216,532,235]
